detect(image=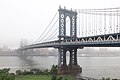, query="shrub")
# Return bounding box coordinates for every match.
[8,73,15,80]
[56,76,62,80]
[43,69,49,75]
[101,77,111,80]
[22,70,33,75]
[51,75,57,80]
[30,68,43,75]
[50,65,58,75]
[64,78,67,80]
[16,70,22,75]
[16,64,58,75]
[0,68,15,80]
